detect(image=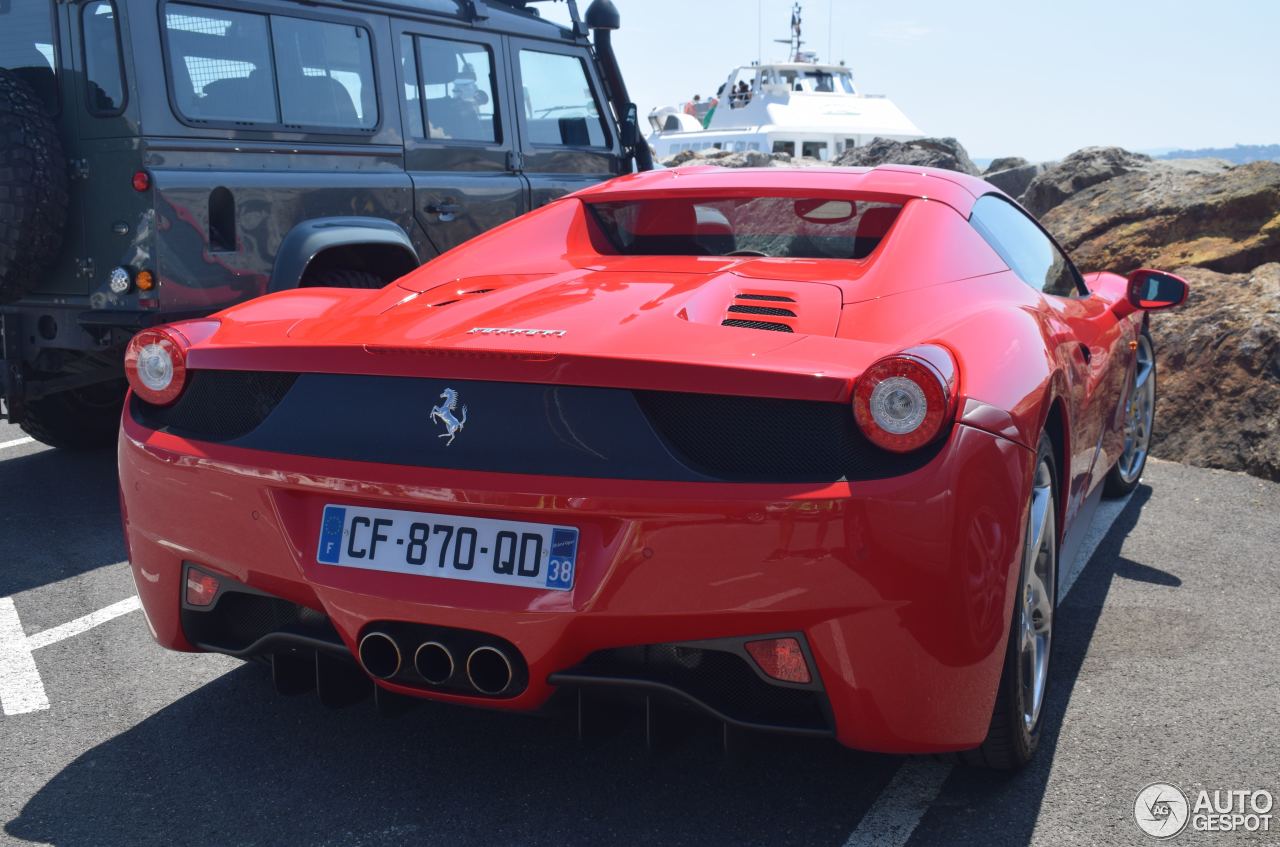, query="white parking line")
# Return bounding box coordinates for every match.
[0,436,36,451]
[25,596,142,650]
[0,595,141,716]
[843,759,952,847]
[0,598,50,716]
[840,490,1134,846]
